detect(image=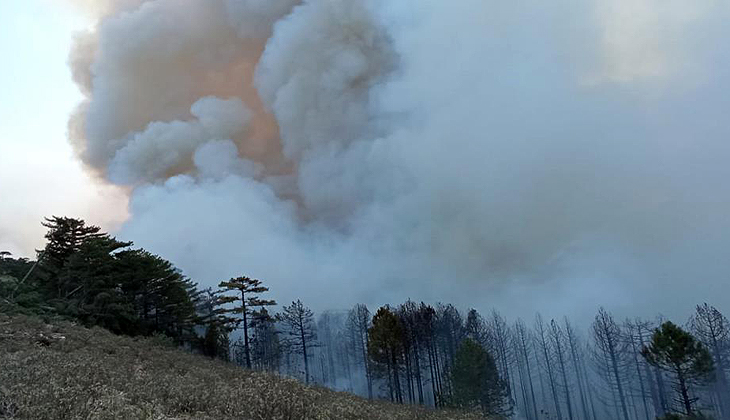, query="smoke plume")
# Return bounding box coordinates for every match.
[68,0,730,321]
